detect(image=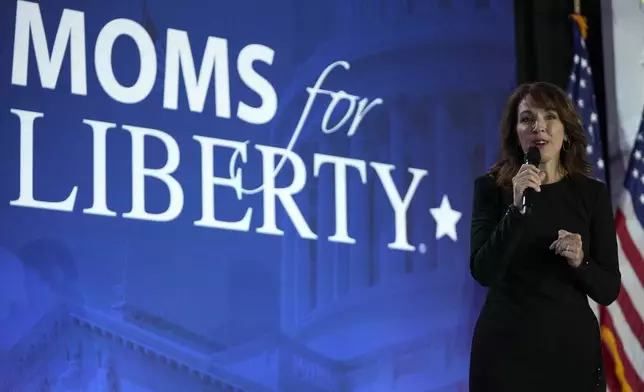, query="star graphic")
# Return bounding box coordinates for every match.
[430,195,462,241]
